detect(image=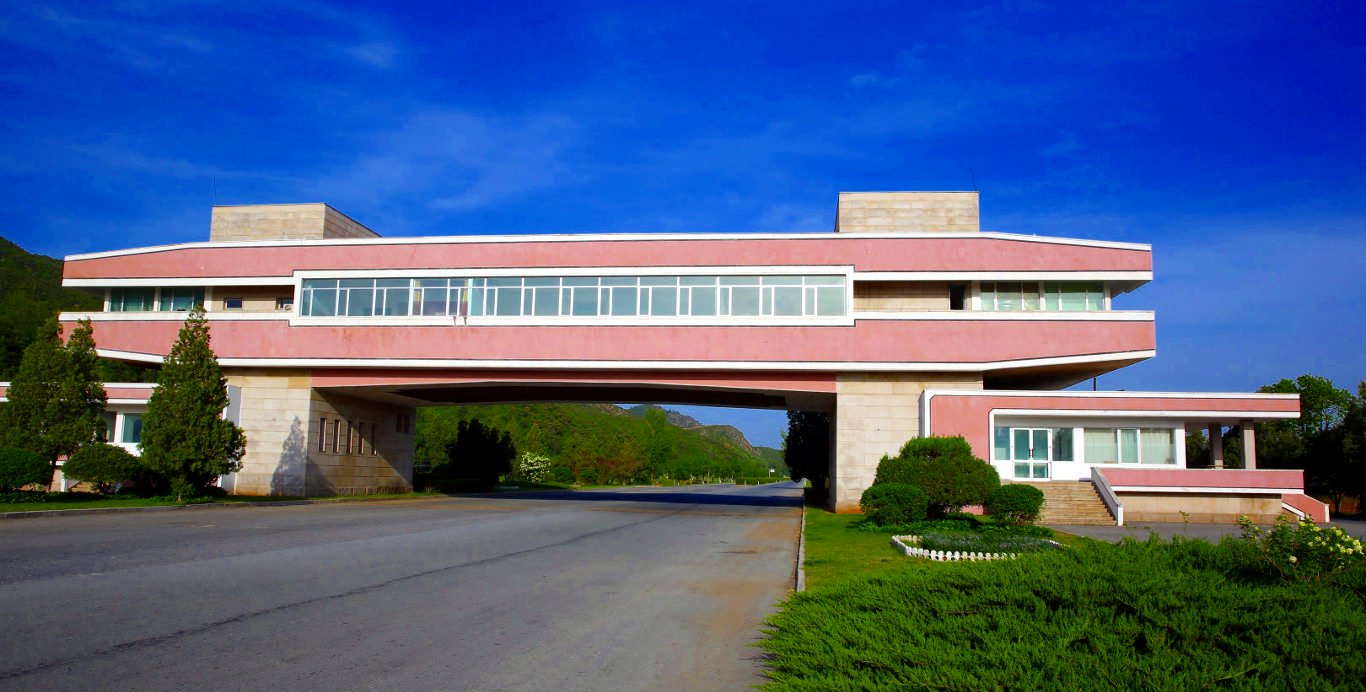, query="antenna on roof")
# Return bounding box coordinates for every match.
[968,167,978,191]
[212,177,218,206]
